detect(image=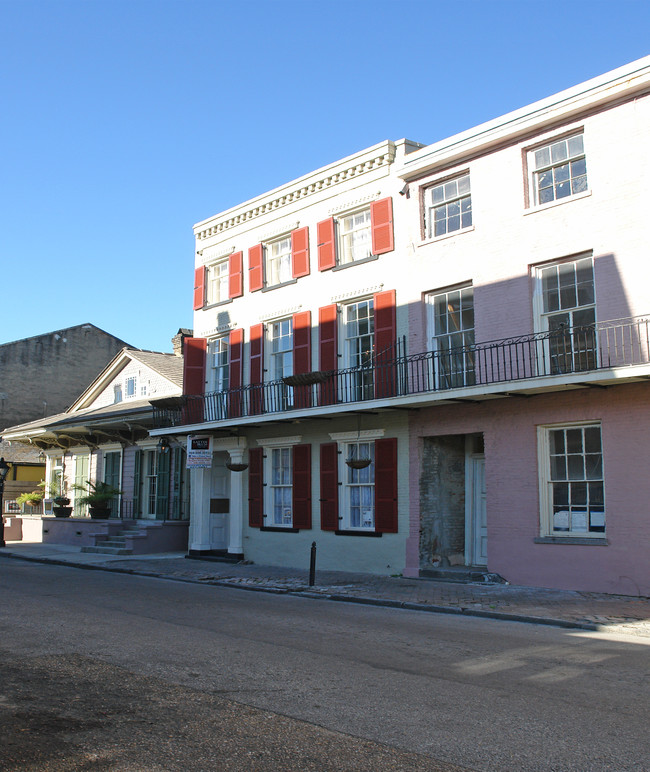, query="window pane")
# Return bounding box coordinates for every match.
[566,429,583,454]
[550,430,565,455]
[535,147,550,168]
[567,135,584,156]
[567,455,585,480]
[551,140,568,163]
[584,427,601,454]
